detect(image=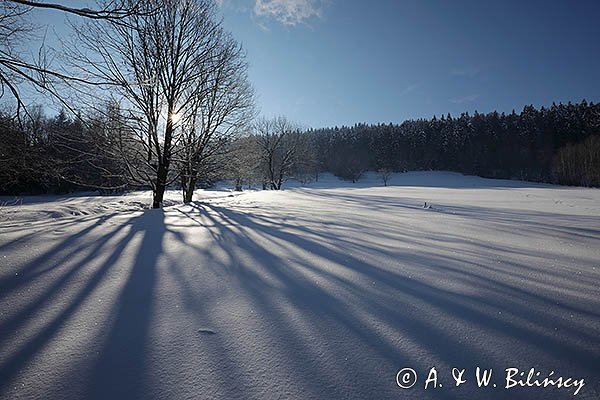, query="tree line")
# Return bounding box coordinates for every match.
[305,100,600,187]
[2,100,600,196]
[222,100,600,190]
